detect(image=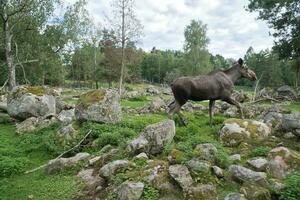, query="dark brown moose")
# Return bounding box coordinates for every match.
[167,58,257,126]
